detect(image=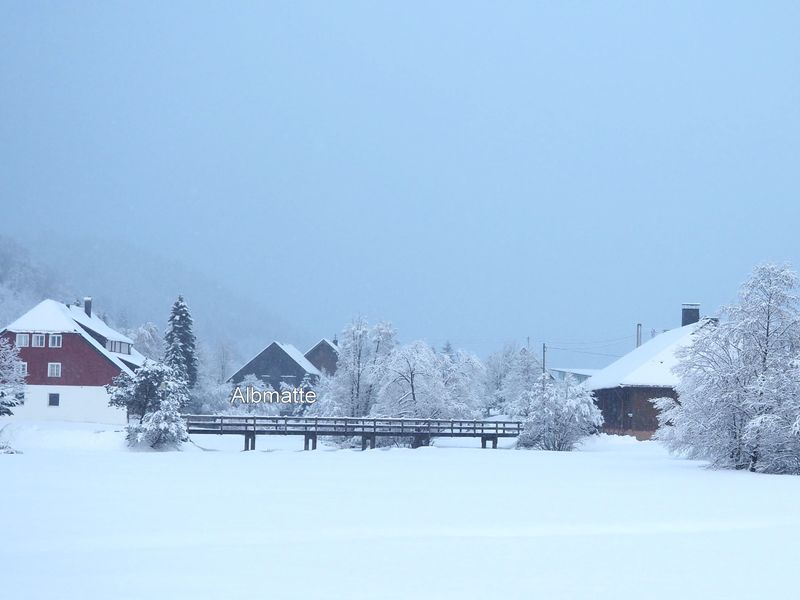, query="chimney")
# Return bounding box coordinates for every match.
[84,296,93,317]
[682,303,700,326]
